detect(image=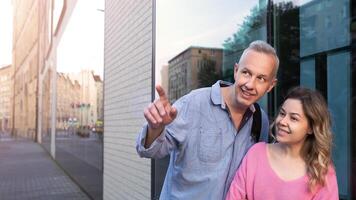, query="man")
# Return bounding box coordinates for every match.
[136,40,279,199]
